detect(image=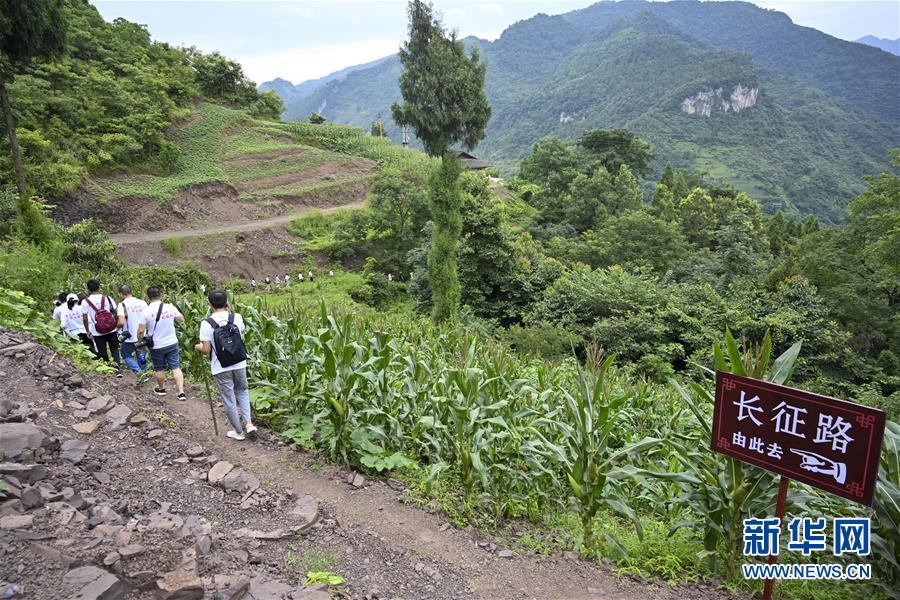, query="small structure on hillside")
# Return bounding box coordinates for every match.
[457,151,490,171]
